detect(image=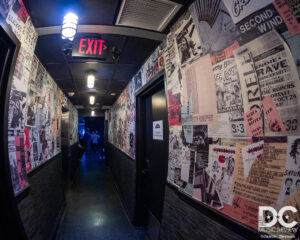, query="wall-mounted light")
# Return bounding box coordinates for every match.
[91,110,95,116]
[61,13,78,41]
[87,75,95,89]
[90,95,95,105]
